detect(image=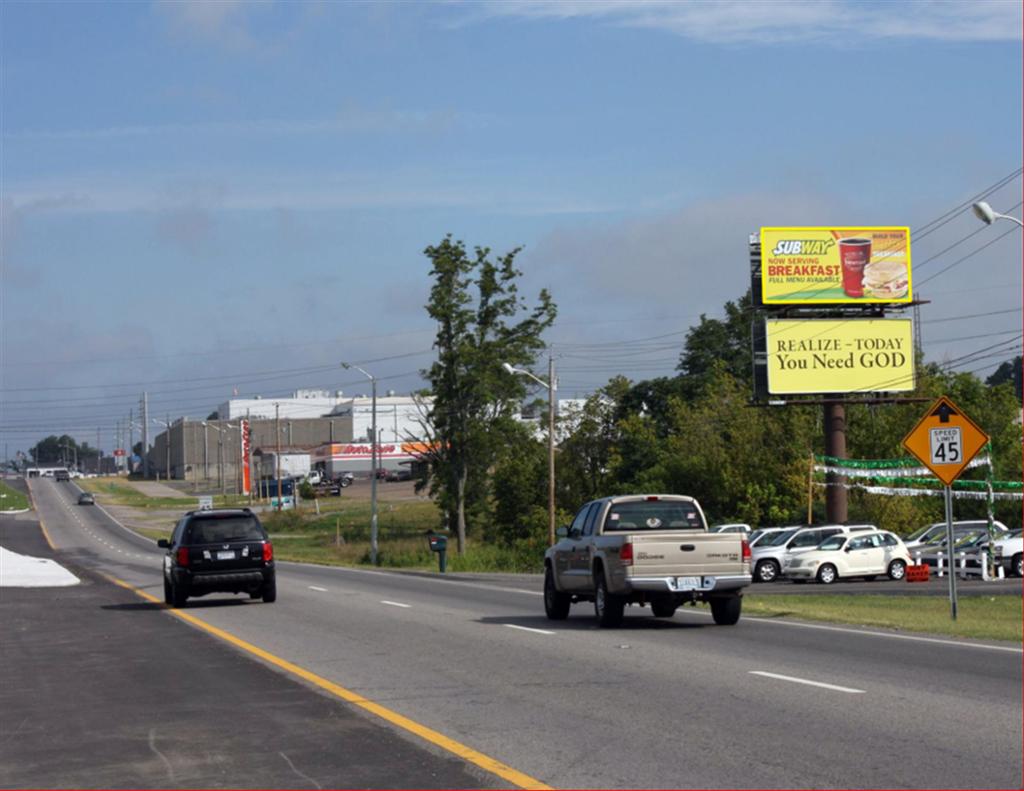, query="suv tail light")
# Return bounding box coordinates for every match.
[262,542,274,562]
[176,547,190,567]
[620,542,633,566]
[741,540,751,561]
